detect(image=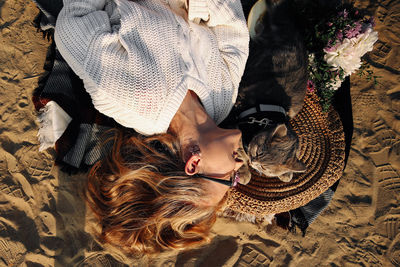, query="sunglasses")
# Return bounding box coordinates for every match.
[194,171,240,187]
